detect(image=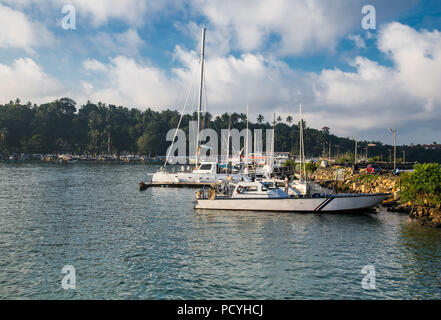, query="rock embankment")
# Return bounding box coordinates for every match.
[311,168,398,194]
[311,168,441,228]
